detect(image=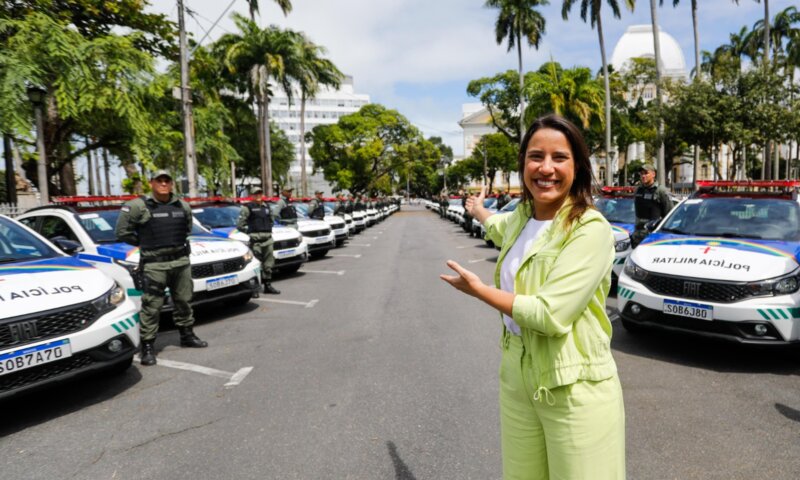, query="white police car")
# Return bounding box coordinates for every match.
[618,181,800,345]
[0,214,139,398]
[594,187,636,293]
[18,199,261,308]
[191,202,308,274]
[285,204,336,258]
